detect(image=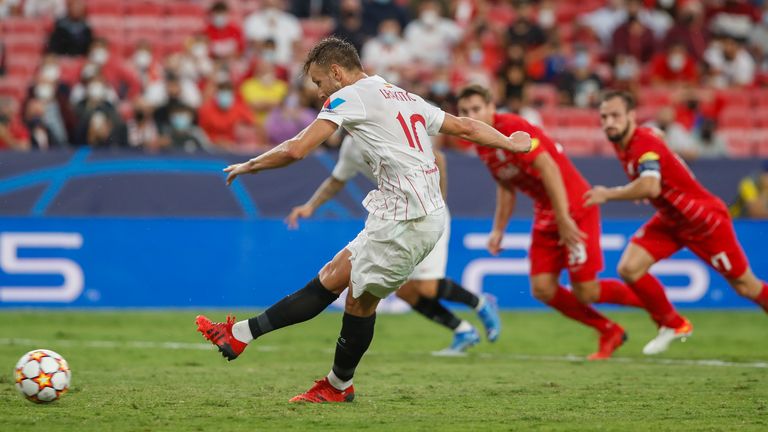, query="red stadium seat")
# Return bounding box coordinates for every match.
[165,2,206,19]
[127,1,163,16]
[752,89,768,108]
[86,2,125,16]
[638,87,673,109]
[721,129,755,157]
[527,84,558,108]
[754,129,768,156]
[300,19,334,40]
[1,17,48,35]
[719,108,756,129]
[715,89,751,109]
[0,77,29,100]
